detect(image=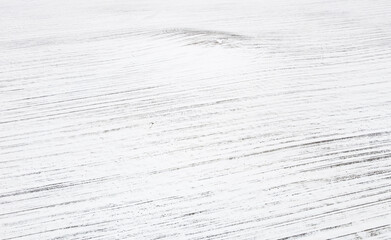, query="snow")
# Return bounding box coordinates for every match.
[1,0,391,239]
